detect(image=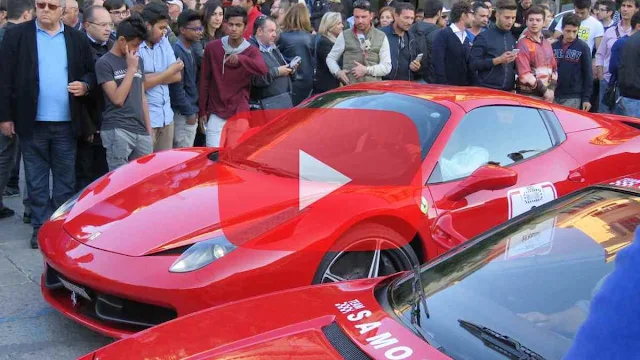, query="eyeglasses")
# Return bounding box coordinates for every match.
[90,21,114,28]
[109,9,130,17]
[36,2,60,10]
[185,26,204,31]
